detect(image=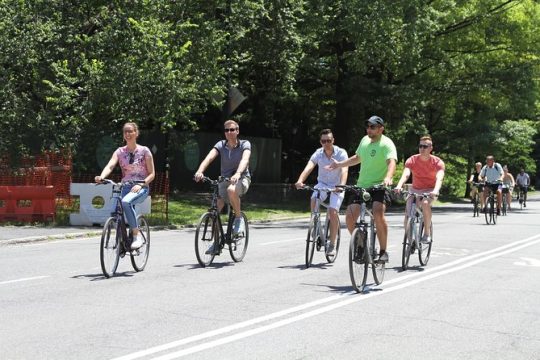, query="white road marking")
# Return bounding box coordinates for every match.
[111,233,540,360]
[0,276,50,286]
[514,257,540,267]
[260,237,305,245]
